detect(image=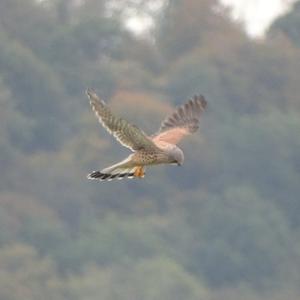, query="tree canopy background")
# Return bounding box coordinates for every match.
[0,0,299,299]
